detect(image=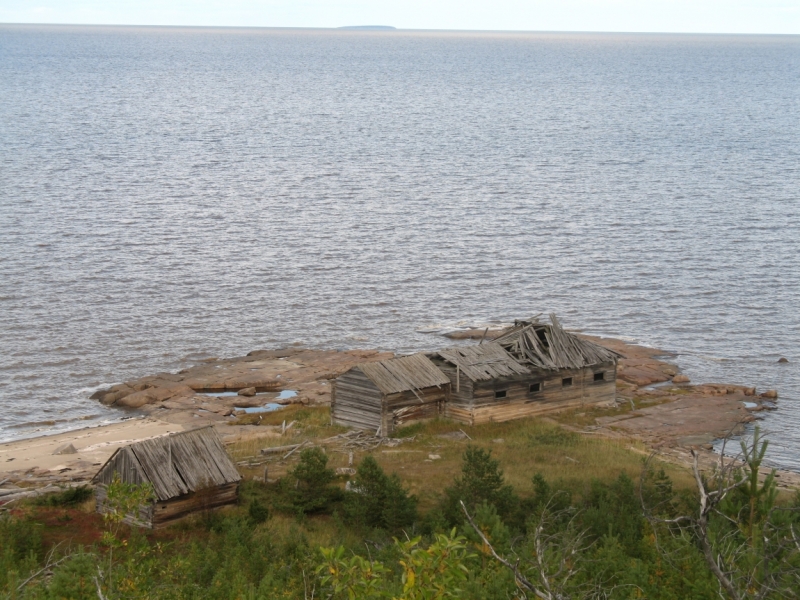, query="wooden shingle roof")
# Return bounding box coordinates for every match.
[359,353,451,395]
[493,314,622,371]
[437,342,531,382]
[92,426,241,502]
